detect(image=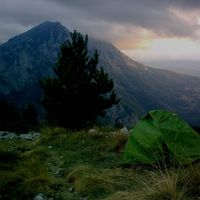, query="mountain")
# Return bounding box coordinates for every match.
[145,60,200,78]
[0,21,200,125]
